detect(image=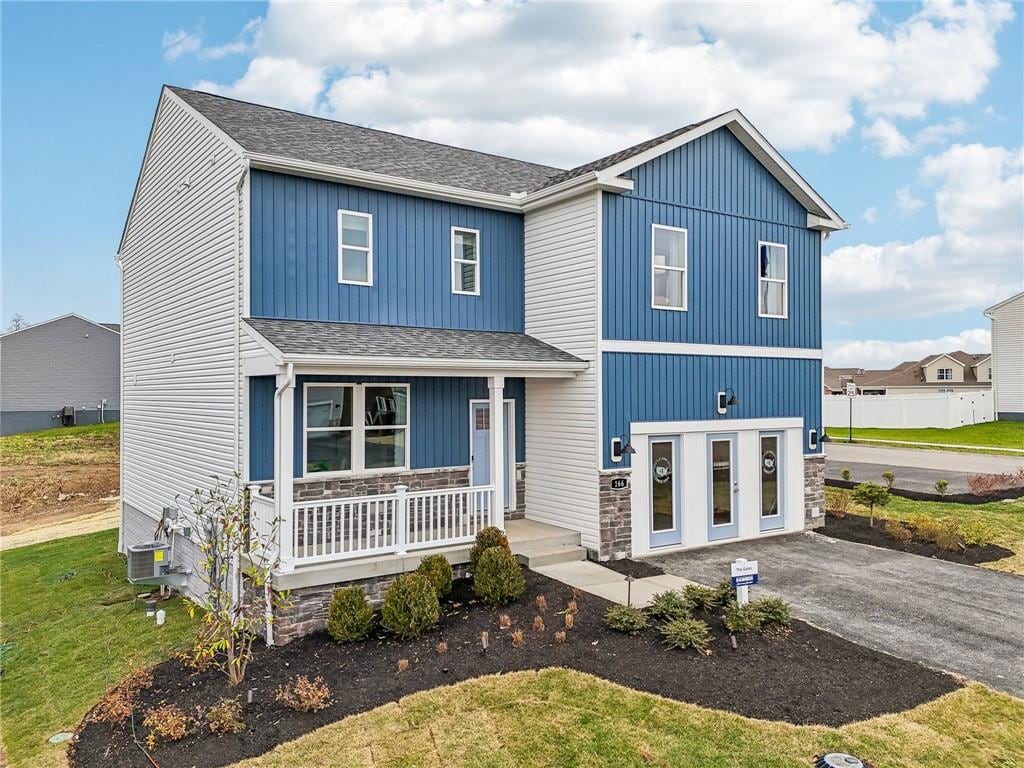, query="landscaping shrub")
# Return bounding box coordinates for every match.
[381,573,441,638]
[473,546,526,605]
[840,467,851,482]
[885,519,914,545]
[604,604,649,635]
[143,704,189,749]
[511,628,525,648]
[416,554,454,597]
[958,519,993,547]
[881,470,895,490]
[326,586,374,643]
[88,666,153,725]
[275,675,332,712]
[205,698,245,735]
[850,482,890,527]
[660,617,711,653]
[646,589,692,621]
[723,603,762,634]
[967,468,1024,496]
[533,615,545,632]
[713,579,738,609]
[911,517,962,551]
[682,584,719,611]
[469,526,509,570]
[827,488,850,518]
[751,596,792,629]
[934,479,949,496]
